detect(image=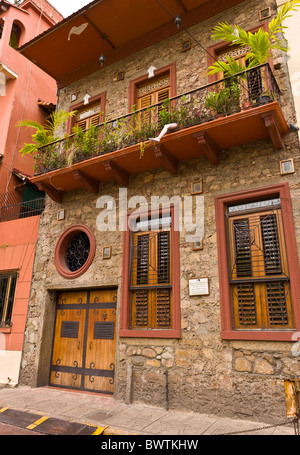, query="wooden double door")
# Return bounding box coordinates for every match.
[50,289,117,394]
